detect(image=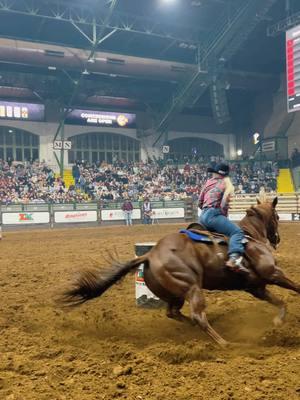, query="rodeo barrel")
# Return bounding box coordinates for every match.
[135,243,164,308]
